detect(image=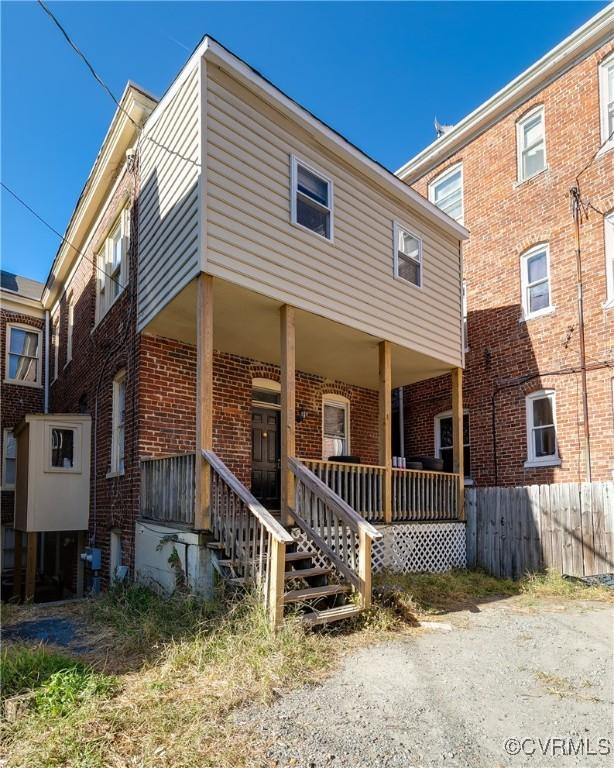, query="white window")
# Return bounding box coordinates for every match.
[525,390,559,467]
[428,163,463,223]
[2,429,16,489]
[393,223,422,287]
[520,244,552,320]
[605,212,614,307]
[462,280,469,352]
[290,156,333,240]
[434,411,471,478]
[322,395,349,459]
[599,54,614,148]
[66,294,74,364]
[111,370,127,474]
[5,324,42,386]
[96,209,130,320]
[517,106,546,181]
[52,316,60,381]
